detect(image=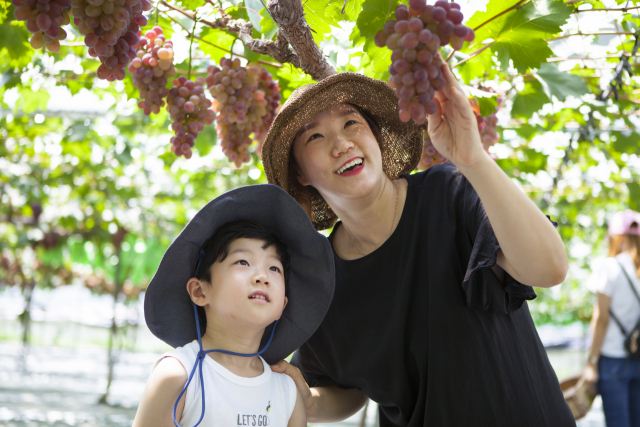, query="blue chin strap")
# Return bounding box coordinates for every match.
[173,248,279,427]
